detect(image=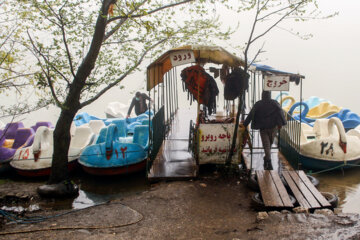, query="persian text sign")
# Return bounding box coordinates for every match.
[170,50,195,67]
[264,75,290,91]
[198,123,239,164]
